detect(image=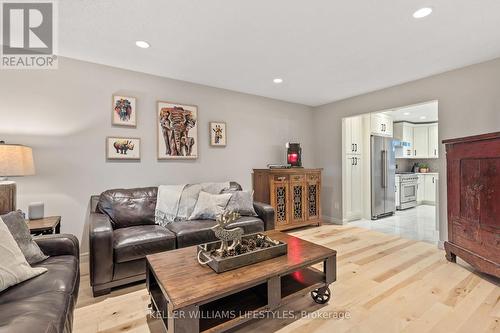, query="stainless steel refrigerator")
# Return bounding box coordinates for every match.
[371,135,396,219]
